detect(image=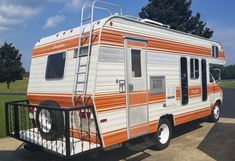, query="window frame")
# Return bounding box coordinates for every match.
[212,46,219,58]
[150,76,166,95]
[45,52,66,81]
[180,57,189,105]
[73,46,89,58]
[190,58,199,80]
